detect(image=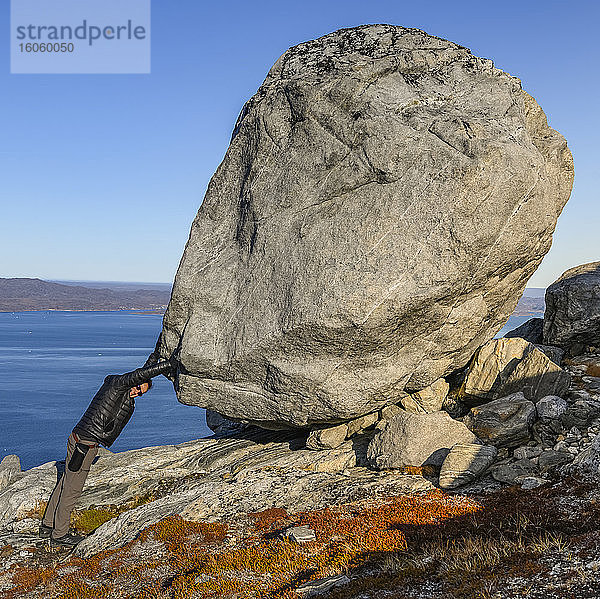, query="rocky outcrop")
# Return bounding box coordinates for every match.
[306,424,348,450]
[367,410,476,469]
[544,262,600,351]
[158,24,573,428]
[464,392,535,447]
[460,338,571,404]
[0,456,21,493]
[0,433,436,559]
[3,348,600,559]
